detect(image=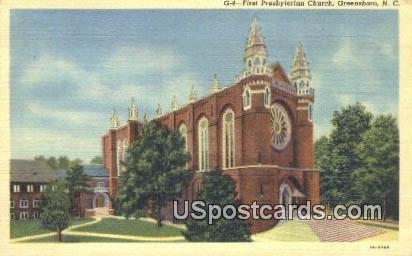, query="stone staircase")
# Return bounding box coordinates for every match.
[306,219,383,242]
[94,207,111,218]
